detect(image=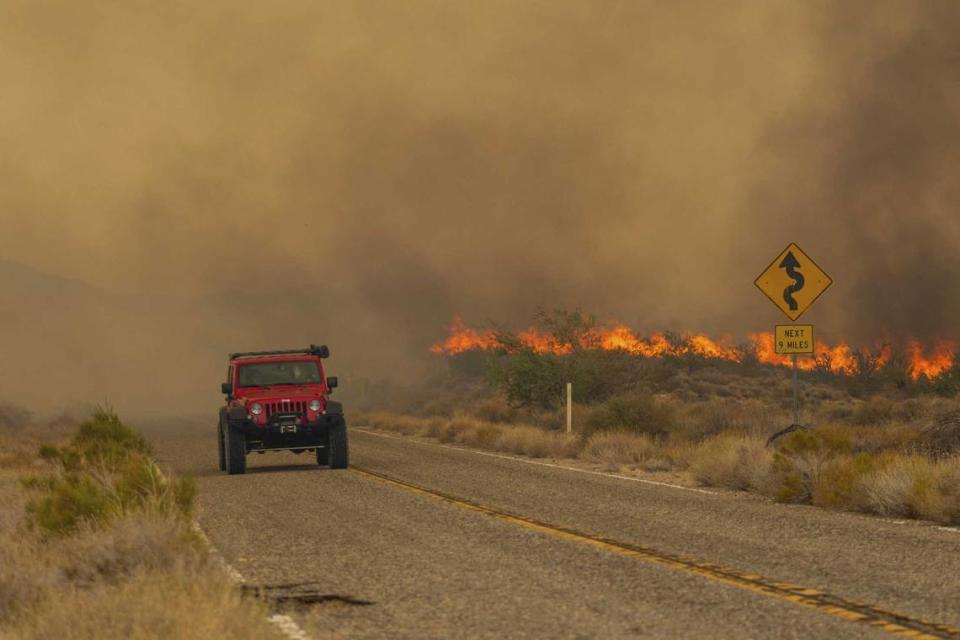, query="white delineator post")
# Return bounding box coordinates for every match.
[566,382,573,434]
